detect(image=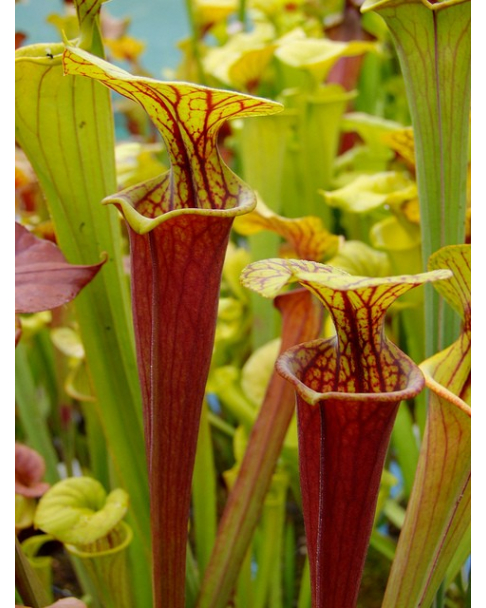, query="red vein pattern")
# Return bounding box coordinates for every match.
[242,258,452,607]
[61,47,283,608]
[75,0,101,31]
[429,244,471,329]
[63,46,282,223]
